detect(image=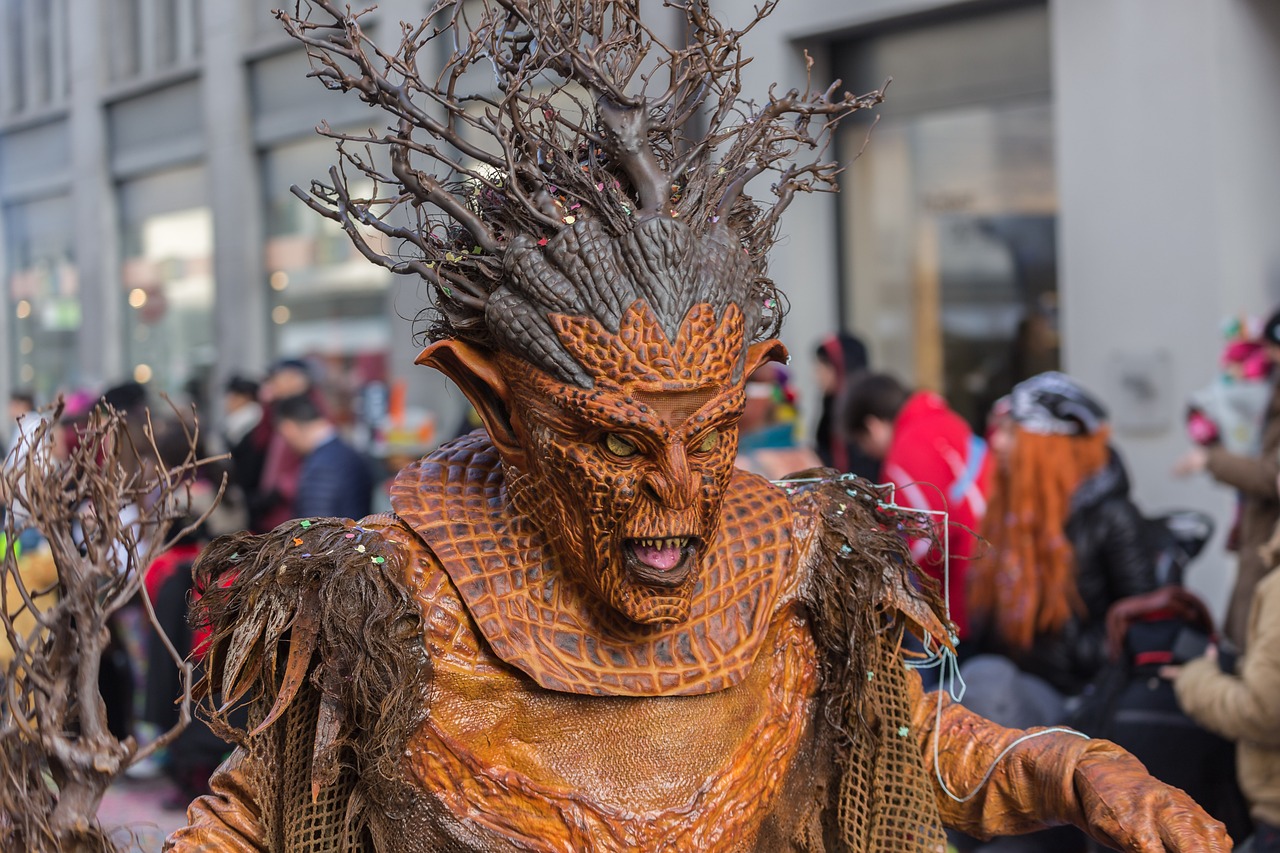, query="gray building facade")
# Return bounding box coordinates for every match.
[5,0,1279,618]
